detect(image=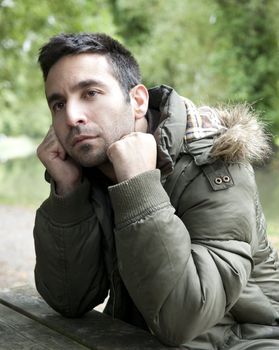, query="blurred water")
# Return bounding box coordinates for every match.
[0,155,49,208]
[255,161,279,236]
